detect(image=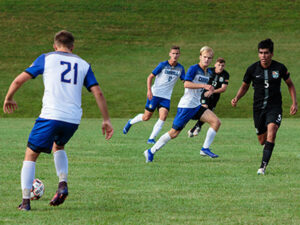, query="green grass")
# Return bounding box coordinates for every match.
[1,0,300,118]
[1,118,300,224]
